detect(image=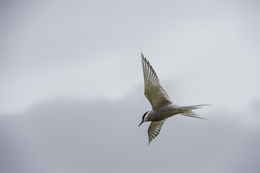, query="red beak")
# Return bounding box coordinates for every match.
[138,121,144,127]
